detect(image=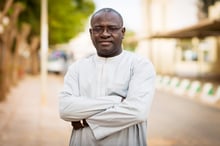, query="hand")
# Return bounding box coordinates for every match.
[71,119,89,130]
